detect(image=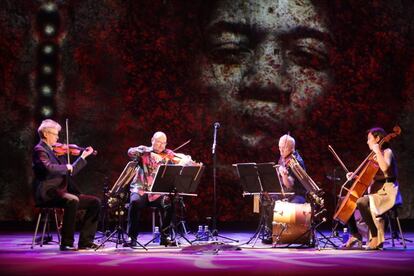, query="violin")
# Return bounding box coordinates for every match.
[151,150,198,166]
[53,142,98,156]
